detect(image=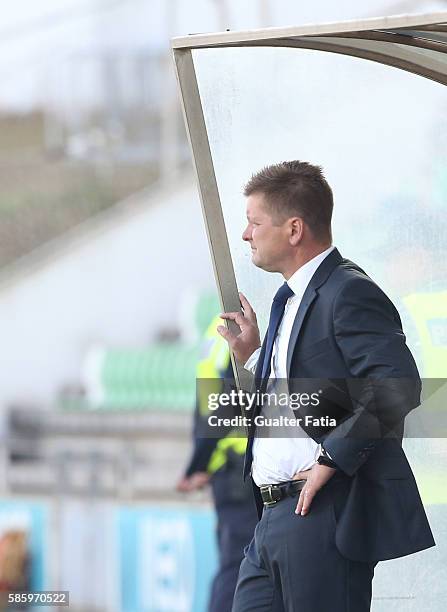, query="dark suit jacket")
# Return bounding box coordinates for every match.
[244,247,435,562]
